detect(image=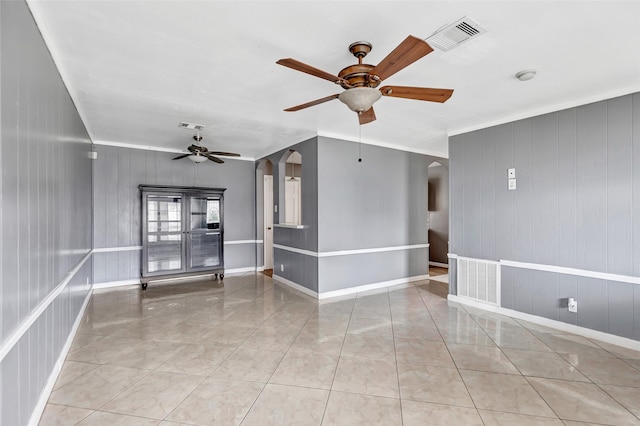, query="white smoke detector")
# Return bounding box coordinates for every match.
[426,16,487,51]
